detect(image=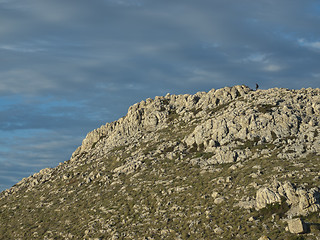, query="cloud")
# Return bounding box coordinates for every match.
[244,53,268,63]
[1,0,319,94]
[0,44,45,53]
[105,0,144,7]
[263,64,284,72]
[298,38,320,51]
[0,97,106,132]
[0,70,56,95]
[0,0,87,23]
[311,73,320,78]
